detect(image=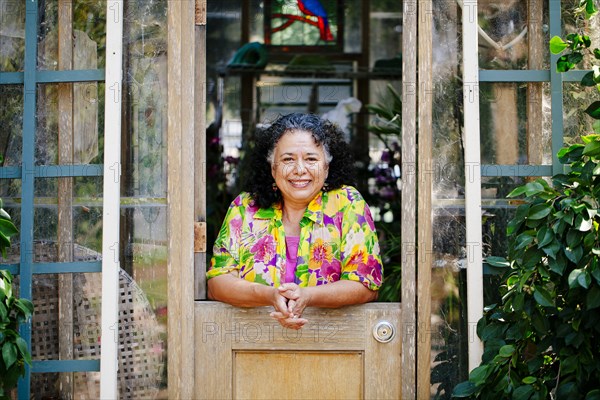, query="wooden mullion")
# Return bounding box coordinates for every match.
[401,0,418,397]
[417,0,434,397]
[57,0,74,397]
